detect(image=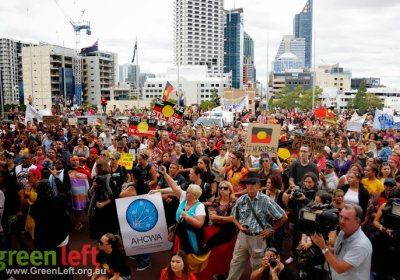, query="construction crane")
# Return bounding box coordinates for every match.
[53,0,91,106]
